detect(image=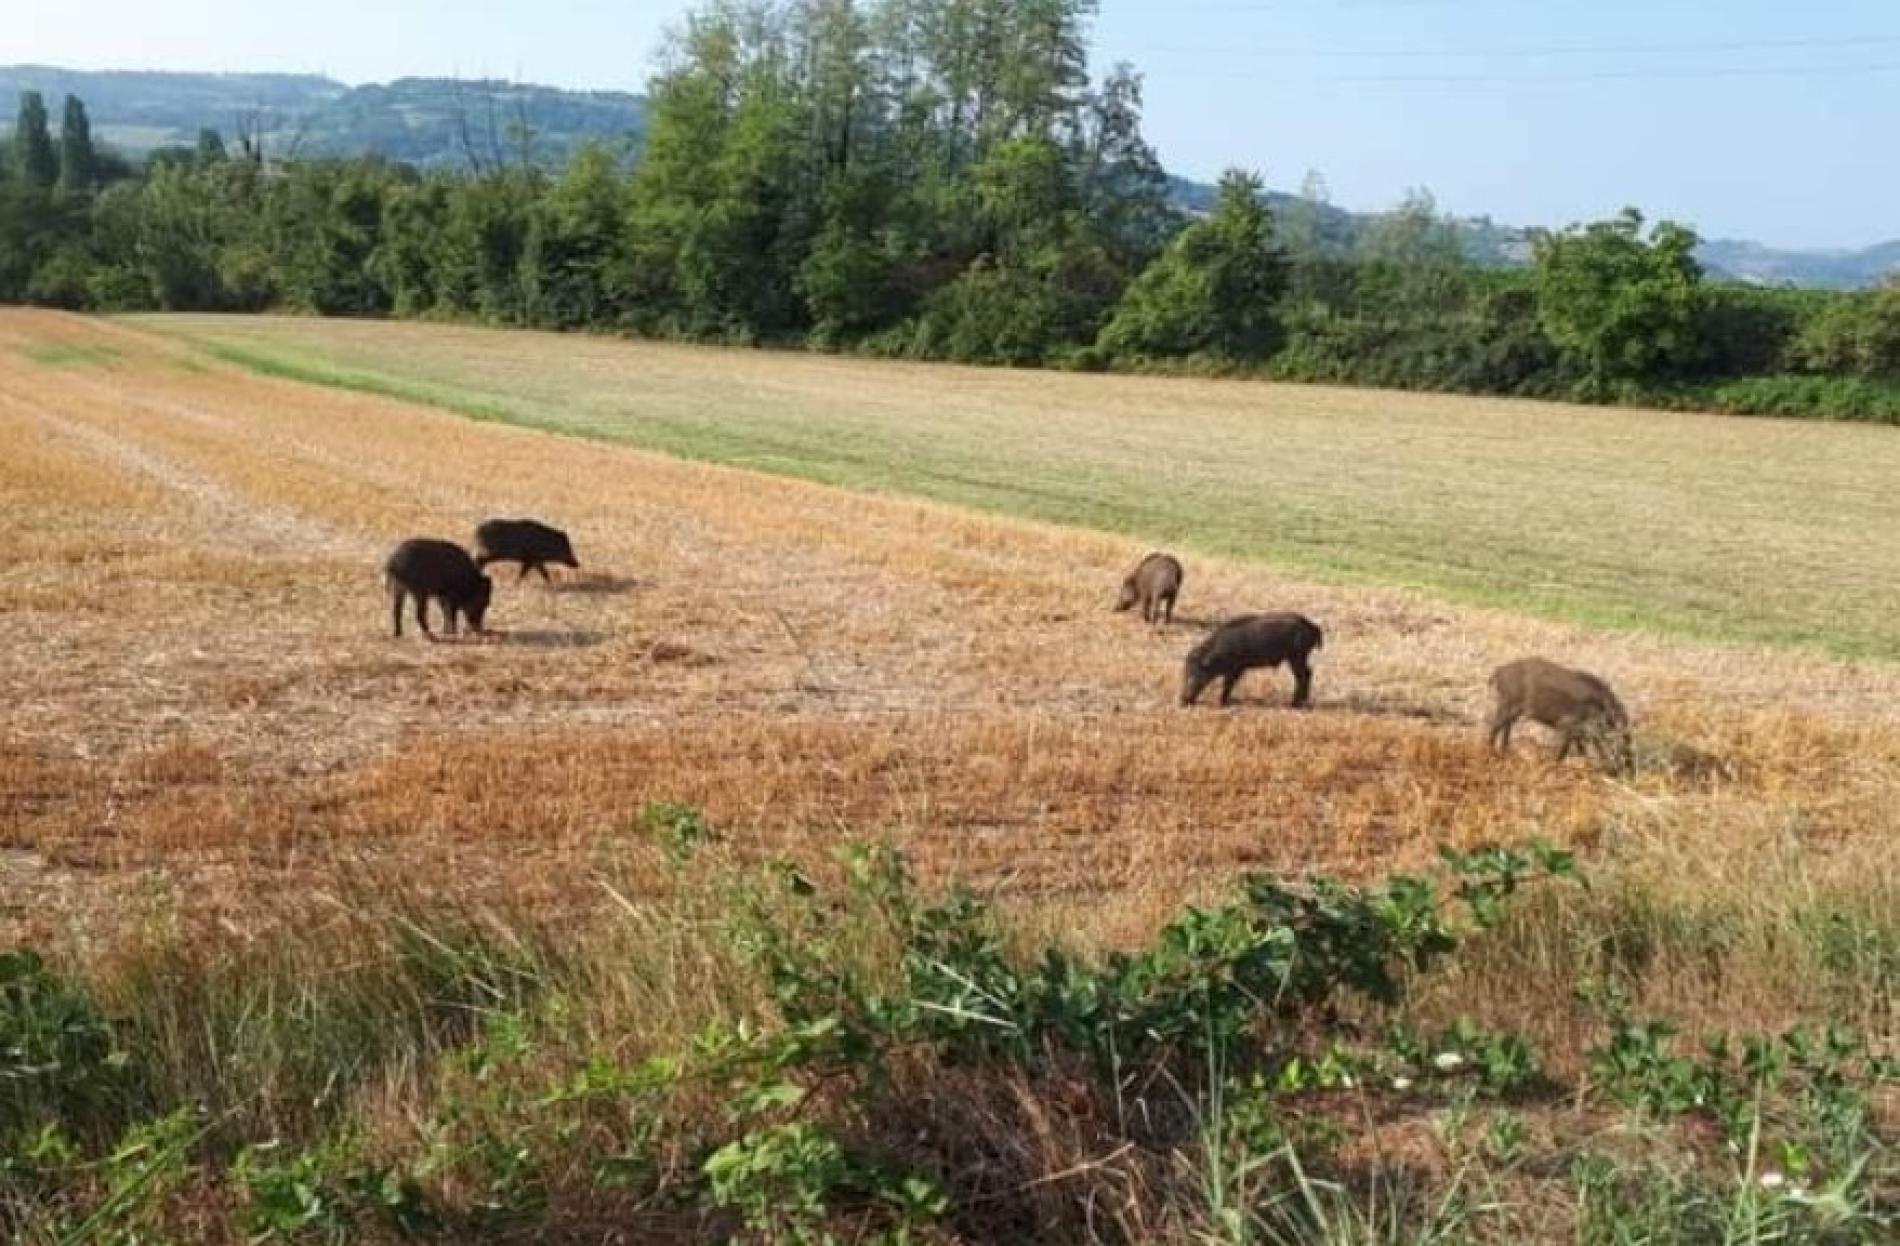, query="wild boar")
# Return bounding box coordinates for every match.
[1115,552,1184,626]
[1181,612,1324,708]
[385,538,493,640]
[474,518,579,583]
[1487,657,1632,771]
